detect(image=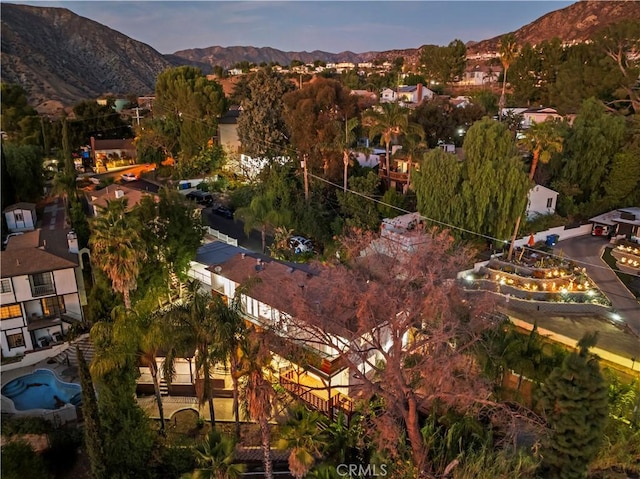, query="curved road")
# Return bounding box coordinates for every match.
[555,235,640,335]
